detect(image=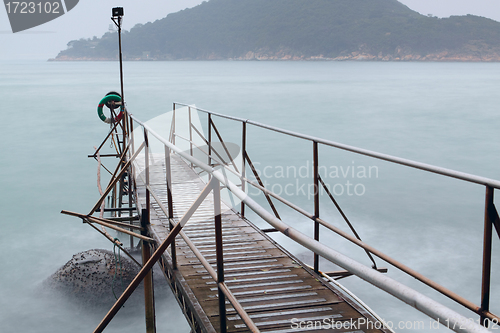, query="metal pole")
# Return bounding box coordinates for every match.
[116,11,126,223]
[117,116,126,222]
[208,114,212,163]
[214,180,227,333]
[144,129,150,214]
[241,122,247,217]
[189,106,193,168]
[141,209,156,333]
[142,126,155,331]
[480,186,493,326]
[128,116,134,248]
[116,15,125,113]
[313,141,320,273]
[165,144,177,269]
[172,105,176,145]
[114,10,127,183]
[130,116,136,156]
[118,170,124,219]
[208,114,212,179]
